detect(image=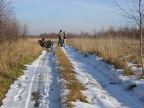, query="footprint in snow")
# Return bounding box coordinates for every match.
[18,88,25,94]
[14,82,21,88]
[14,95,22,102]
[19,76,28,80]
